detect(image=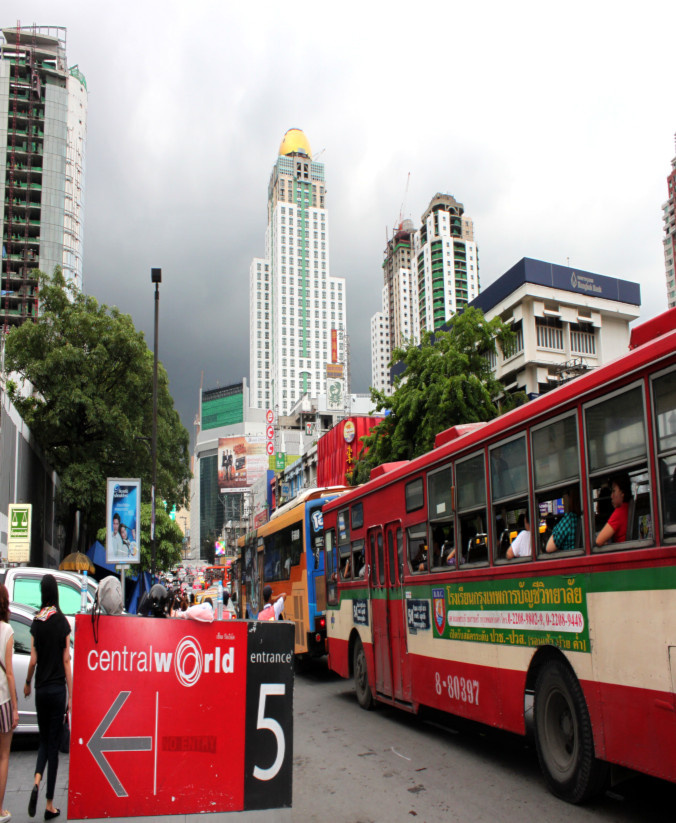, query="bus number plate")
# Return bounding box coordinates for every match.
[435,671,479,706]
